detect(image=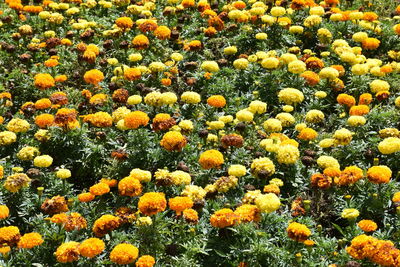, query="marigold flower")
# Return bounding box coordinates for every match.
[110,243,139,265]
[367,165,391,184]
[89,182,110,196]
[138,192,167,216]
[17,232,43,249]
[168,196,193,214]
[160,131,187,151]
[199,149,224,169]
[124,111,150,129]
[0,226,20,246]
[154,25,171,40]
[118,177,142,197]
[83,69,104,85]
[35,114,55,128]
[92,214,120,237]
[55,242,80,263]
[79,238,105,258]
[357,220,378,232]
[183,208,199,224]
[0,205,9,219]
[210,208,240,228]
[132,34,150,50]
[115,17,133,29]
[287,222,311,242]
[34,73,55,90]
[78,192,95,202]
[362,38,380,50]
